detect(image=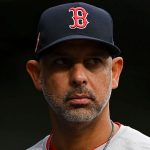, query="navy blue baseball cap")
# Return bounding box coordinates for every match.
[35,2,121,58]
